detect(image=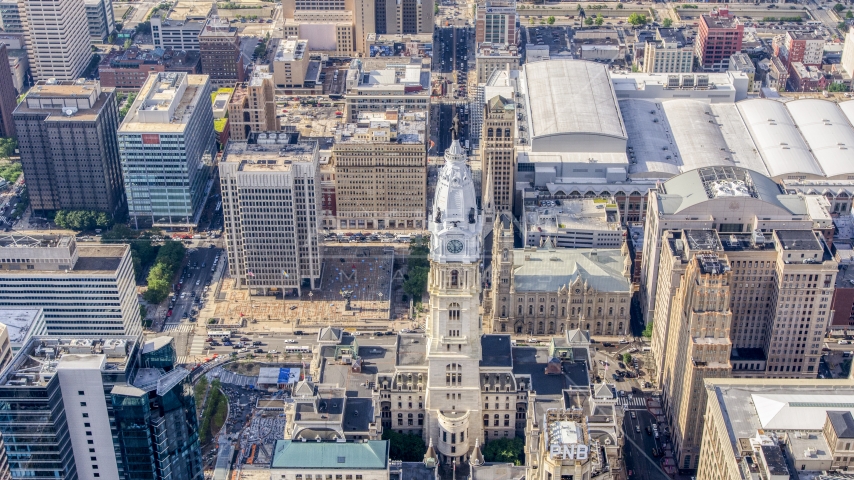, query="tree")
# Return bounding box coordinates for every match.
[403,266,429,300]
[123,38,132,49]
[584,17,594,25]
[627,13,647,26]
[616,3,623,8]
[143,262,171,303]
[847,10,853,19]
[434,3,439,14]
[383,430,426,461]
[547,15,555,24]
[136,21,151,34]
[829,82,849,92]
[642,320,653,338]
[662,18,673,27]
[594,14,604,26]
[0,138,16,158]
[622,353,633,365]
[483,437,524,465]
[835,3,845,13]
